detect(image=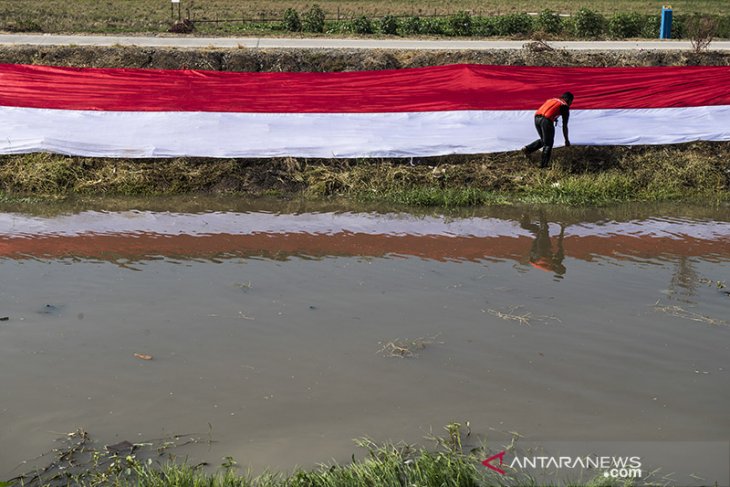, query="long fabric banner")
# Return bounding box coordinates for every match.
[0,63,728,158]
